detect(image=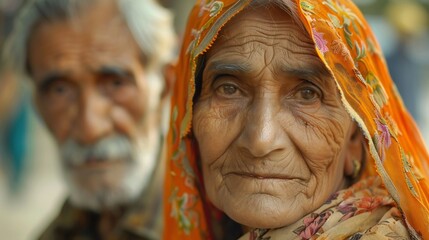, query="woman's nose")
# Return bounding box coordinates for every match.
[236,97,287,158]
[73,91,112,145]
